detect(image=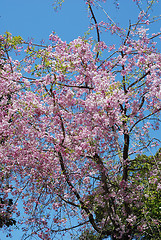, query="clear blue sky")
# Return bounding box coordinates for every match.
[0,0,161,239]
[1,0,160,43]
